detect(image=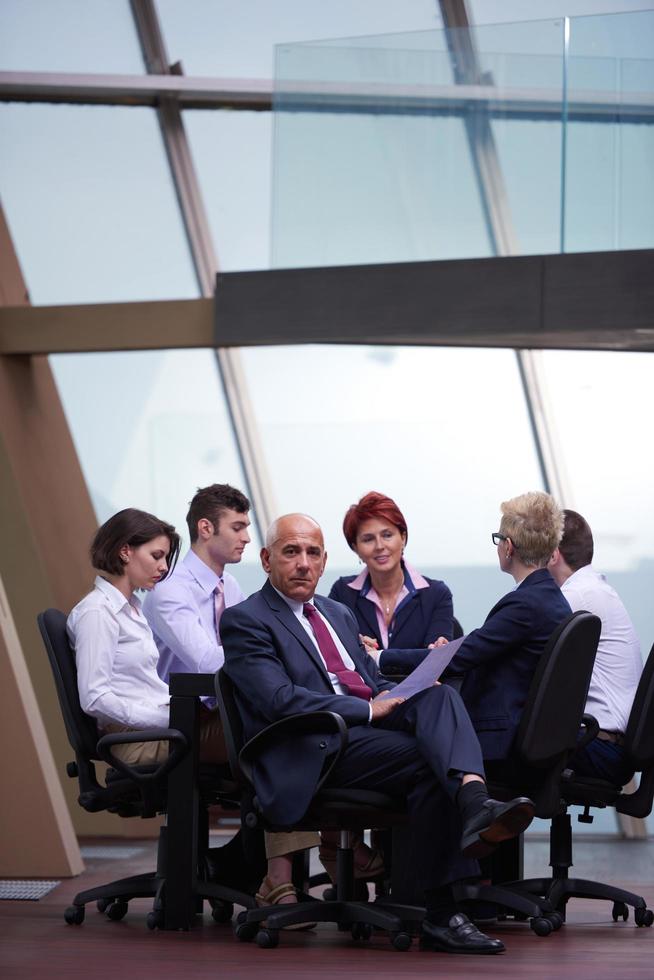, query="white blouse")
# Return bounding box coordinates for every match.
[67,575,170,730]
